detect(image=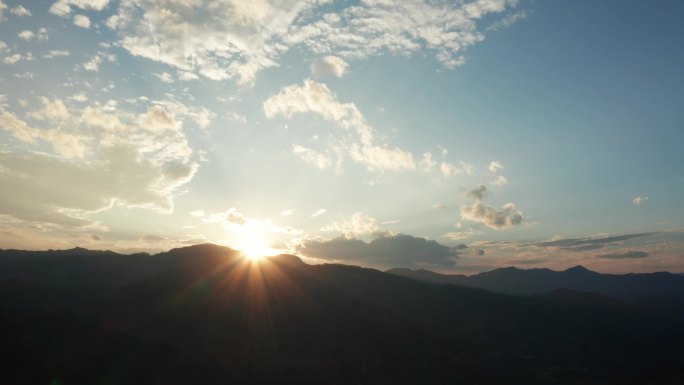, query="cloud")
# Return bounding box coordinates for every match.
[106,0,521,84]
[10,5,31,17]
[459,184,524,229]
[460,202,524,230]
[596,250,649,260]
[265,79,415,172]
[464,184,488,200]
[310,209,327,218]
[633,196,648,205]
[292,144,331,170]
[49,0,110,17]
[280,209,295,216]
[531,232,657,252]
[18,30,34,41]
[154,72,174,83]
[310,56,349,79]
[0,96,207,228]
[487,10,527,31]
[190,210,206,218]
[73,14,91,29]
[488,160,503,173]
[44,50,70,59]
[490,175,508,186]
[321,212,380,237]
[294,232,463,269]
